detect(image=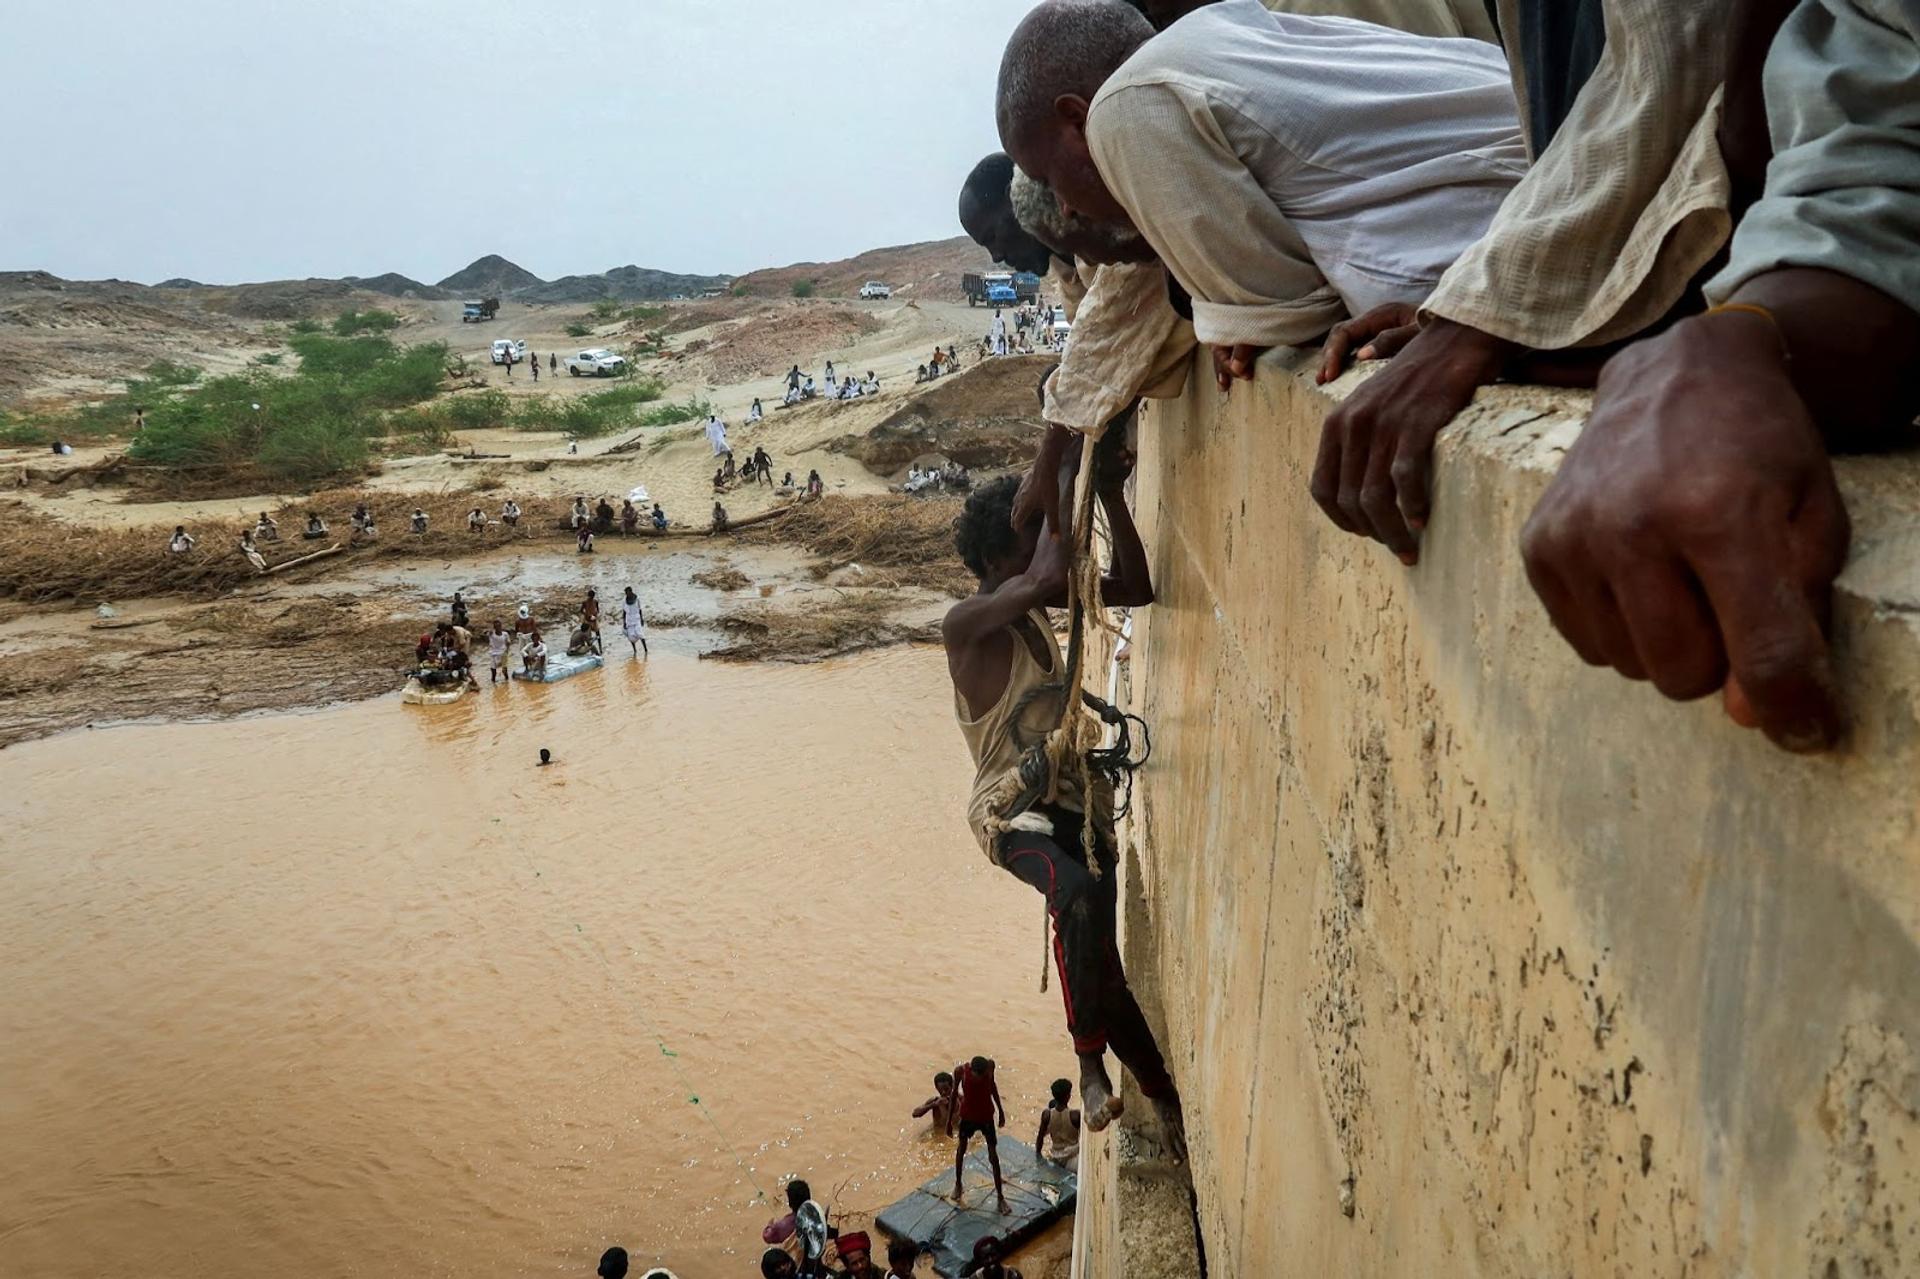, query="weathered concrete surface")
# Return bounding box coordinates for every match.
[1093,350,1920,1277]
